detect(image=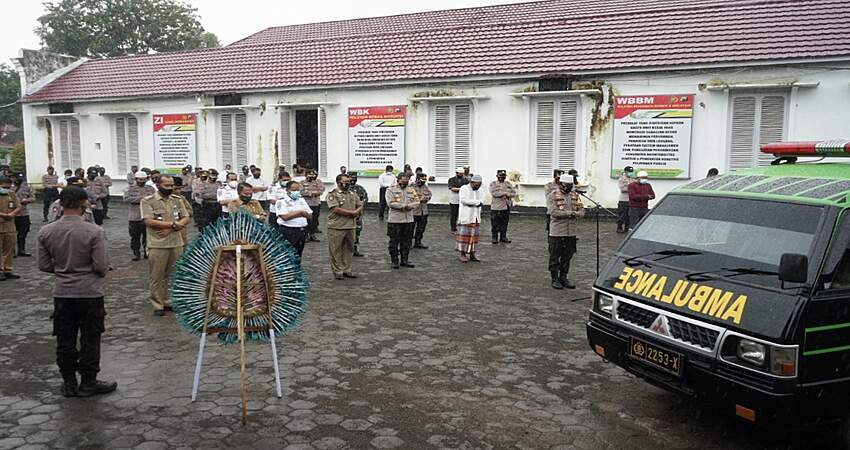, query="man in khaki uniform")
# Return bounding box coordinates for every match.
[326,173,363,280]
[301,169,325,242]
[124,171,155,260]
[411,173,432,249]
[227,182,267,222]
[386,174,418,269]
[547,173,585,290]
[196,170,221,232]
[0,176,22,280]
[42,166,60,222]
[489,169,517,244]
[141,175,190,315]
